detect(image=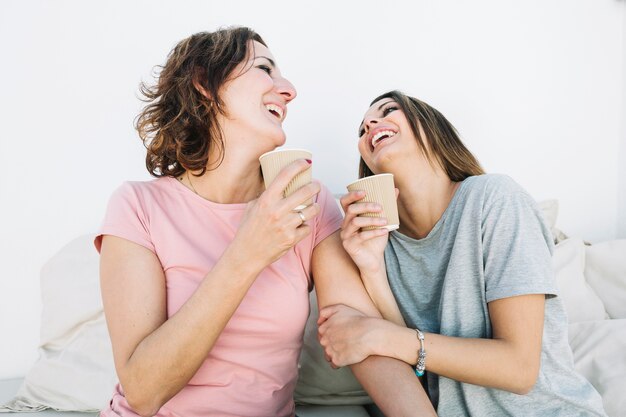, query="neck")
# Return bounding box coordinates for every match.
[184,153,265,204]
[394,168,461,240]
